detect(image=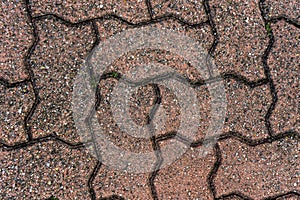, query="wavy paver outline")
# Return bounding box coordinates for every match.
[0,0,299,199]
